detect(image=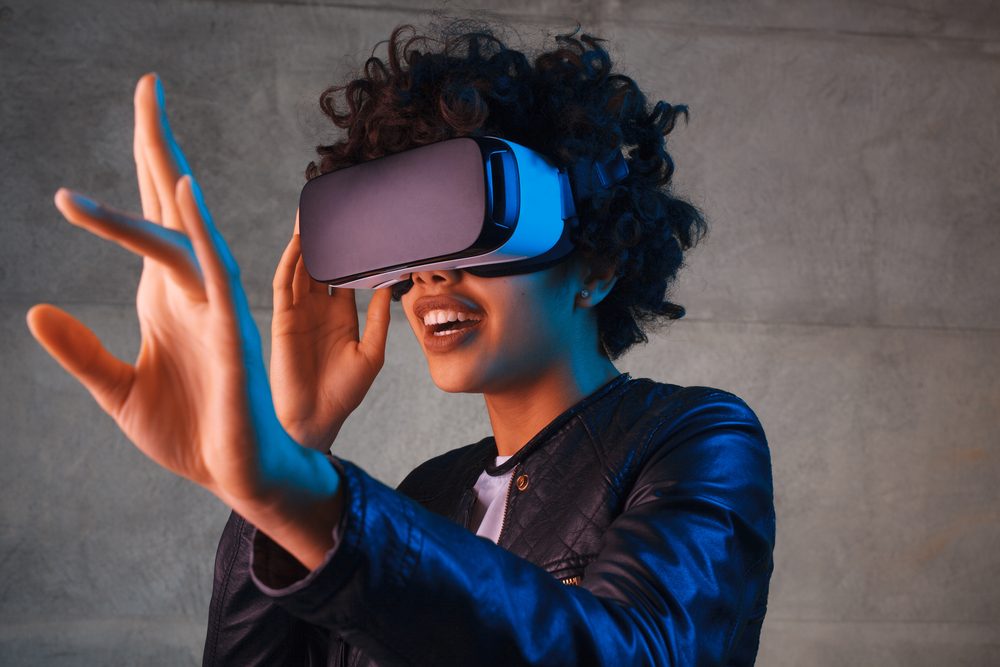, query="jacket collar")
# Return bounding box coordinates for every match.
[482,372,632,476]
